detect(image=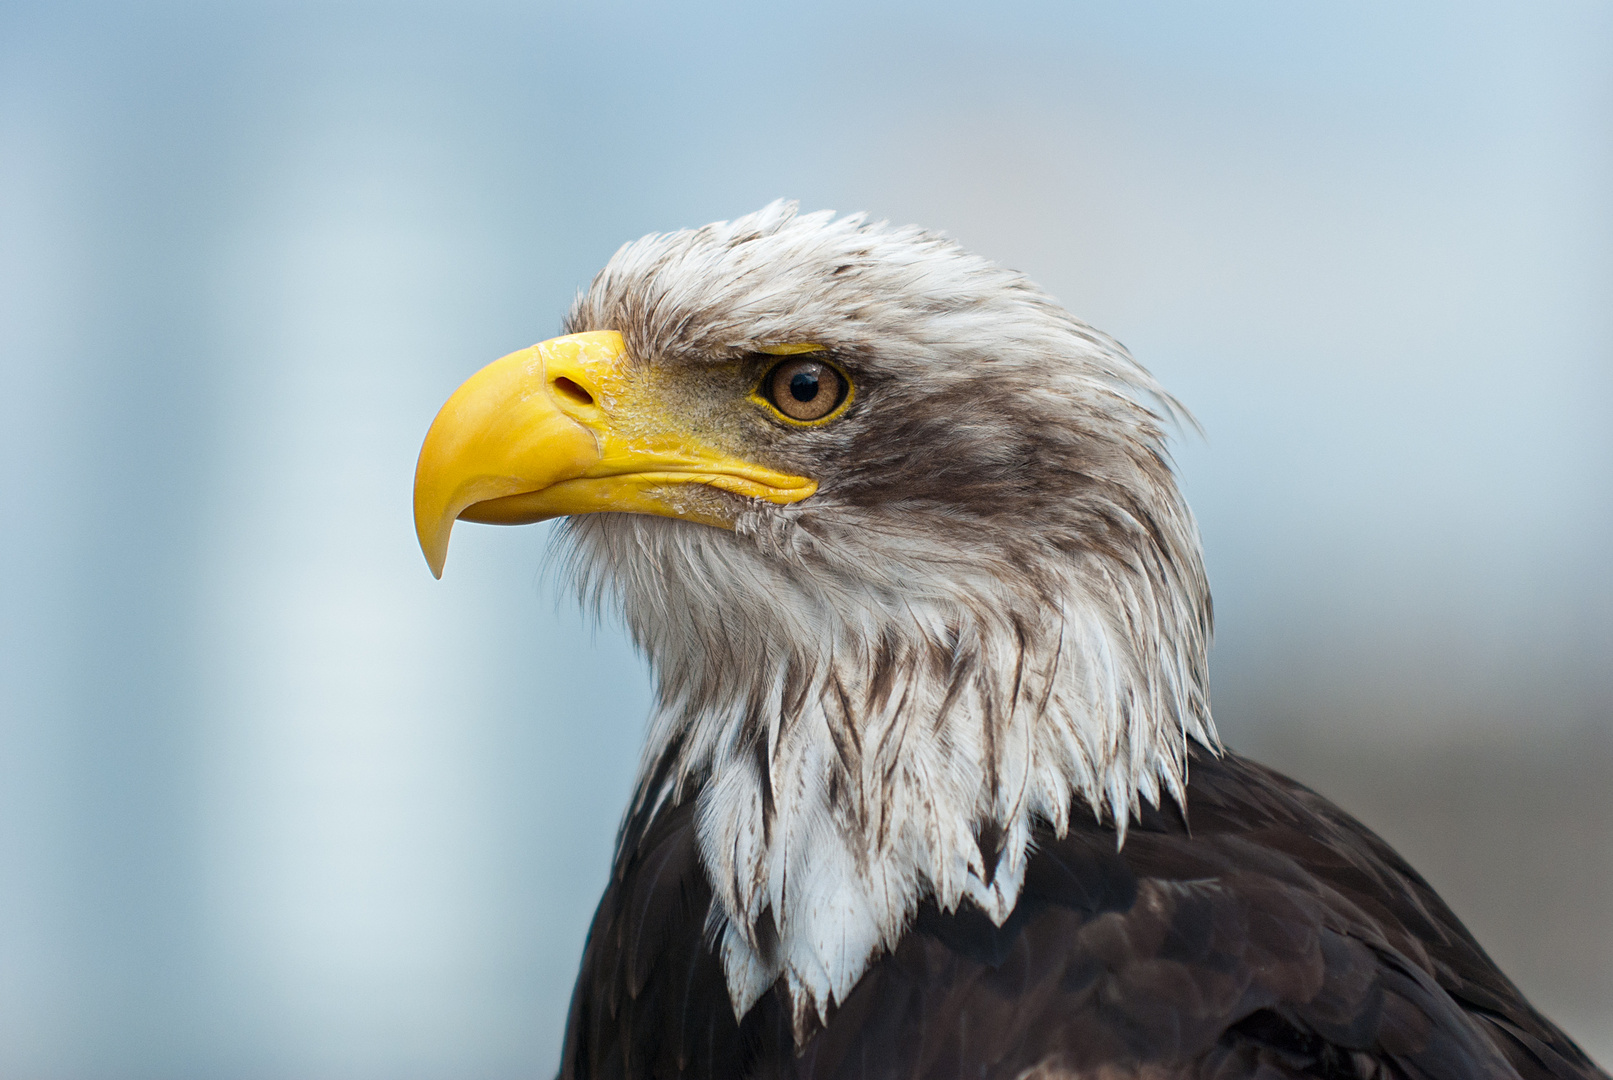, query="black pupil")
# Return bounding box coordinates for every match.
[789,371,820,402]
